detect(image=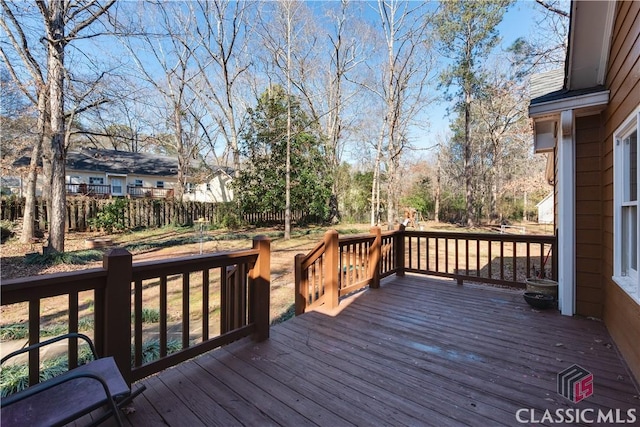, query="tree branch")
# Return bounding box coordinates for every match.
[534,0,569,18]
